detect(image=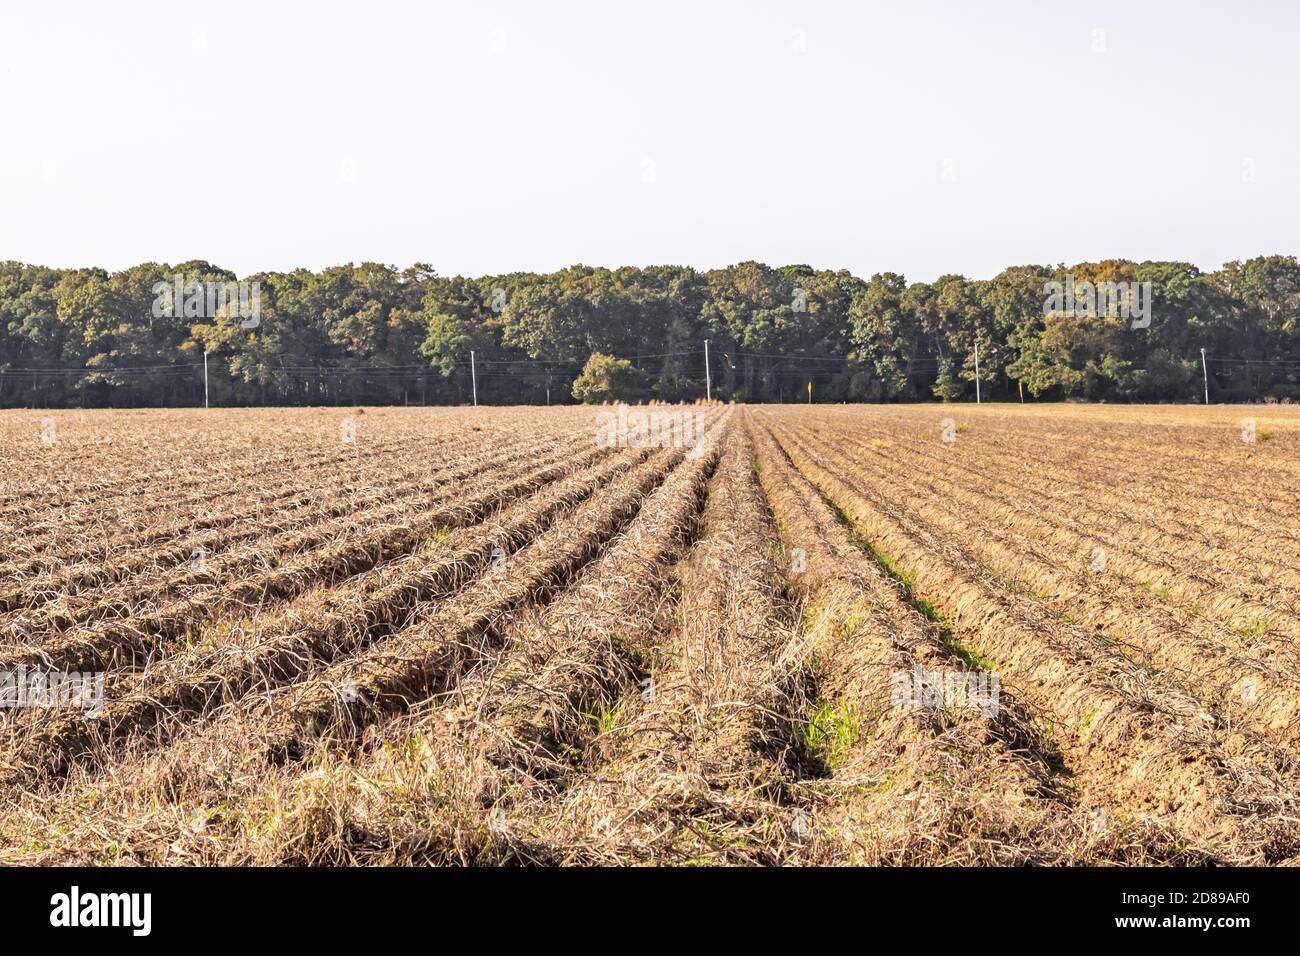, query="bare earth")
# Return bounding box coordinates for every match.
[1,402,1298,865]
